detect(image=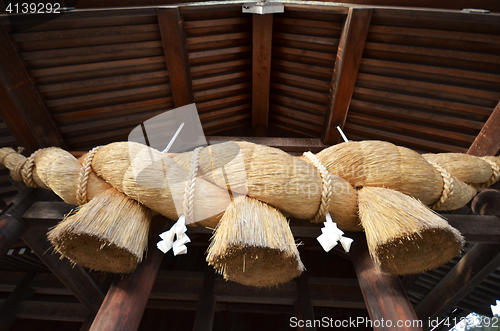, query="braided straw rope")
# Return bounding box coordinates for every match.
[481,157,500,187]
[183,147,203,224]
[428,161,453,210]
[303,151,333,223]
[18,149,44,188]
[76,146,101,205]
